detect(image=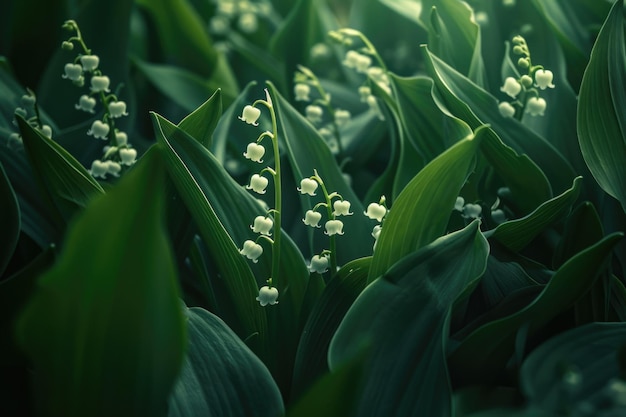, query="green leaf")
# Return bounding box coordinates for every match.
[448,231,623,387]
[329,221,489,417]
[577,0,626,212]
[177,88,222,149]
[18,148,186,417]
[488,177,582,252]
[520,322,626,413]
[168,306,283,417]
[368,126,487,281]
[16,115,104,225]
[0,162,20,276]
